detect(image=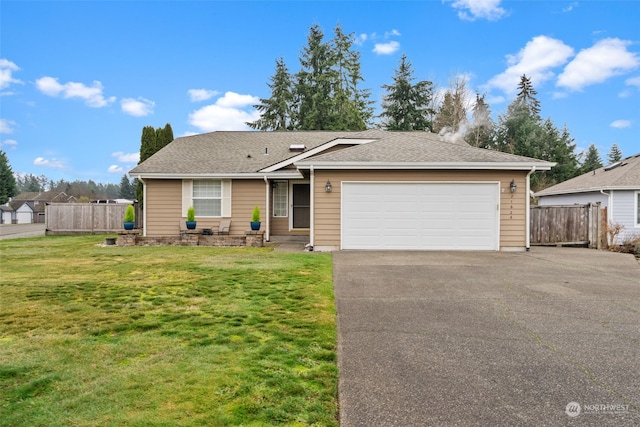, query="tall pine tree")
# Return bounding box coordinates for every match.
[580,144,603,173]
[607,143,623,164]
[0,150,18,204]
[379,54,434,131]
[247,57,294,131]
